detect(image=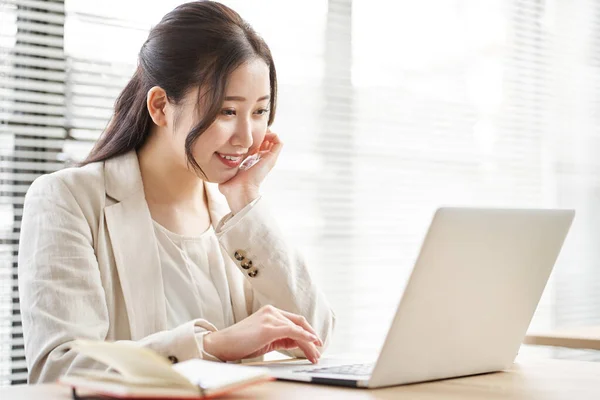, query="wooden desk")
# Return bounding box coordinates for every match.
[524,326,600,351]
[2,358,600,399]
